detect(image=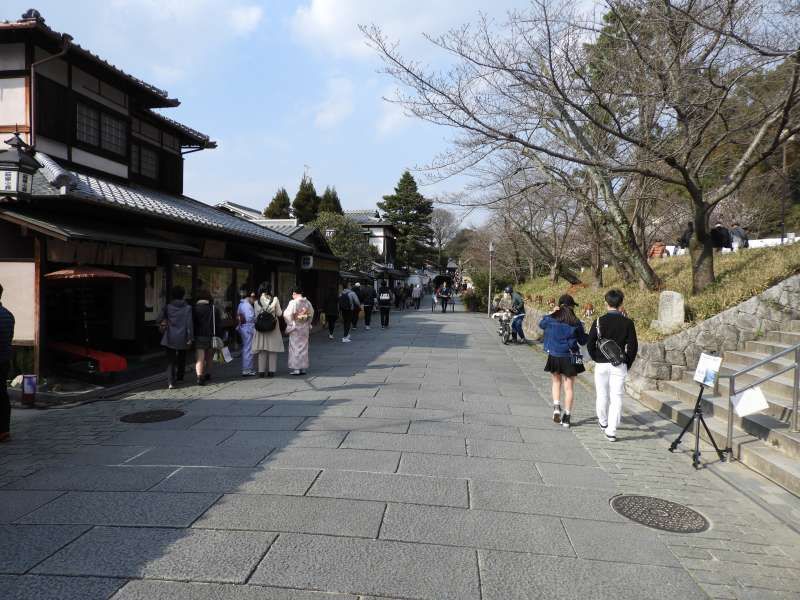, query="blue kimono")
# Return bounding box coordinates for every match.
[236,299,256,372]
